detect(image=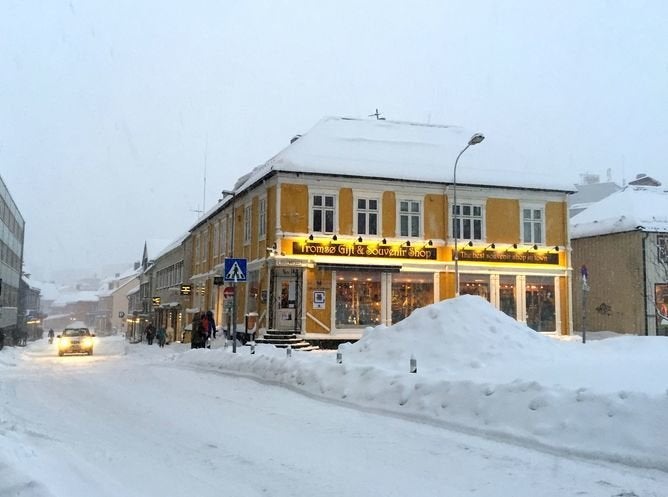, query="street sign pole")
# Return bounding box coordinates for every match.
[232,279,237,353]
[223,257,247,354]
